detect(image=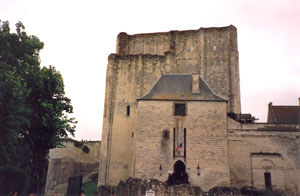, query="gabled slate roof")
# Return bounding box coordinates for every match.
[138,74,226,101]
